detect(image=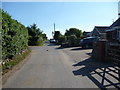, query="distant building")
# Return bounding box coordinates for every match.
[92,26,109,40]
[82,31,91,38]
